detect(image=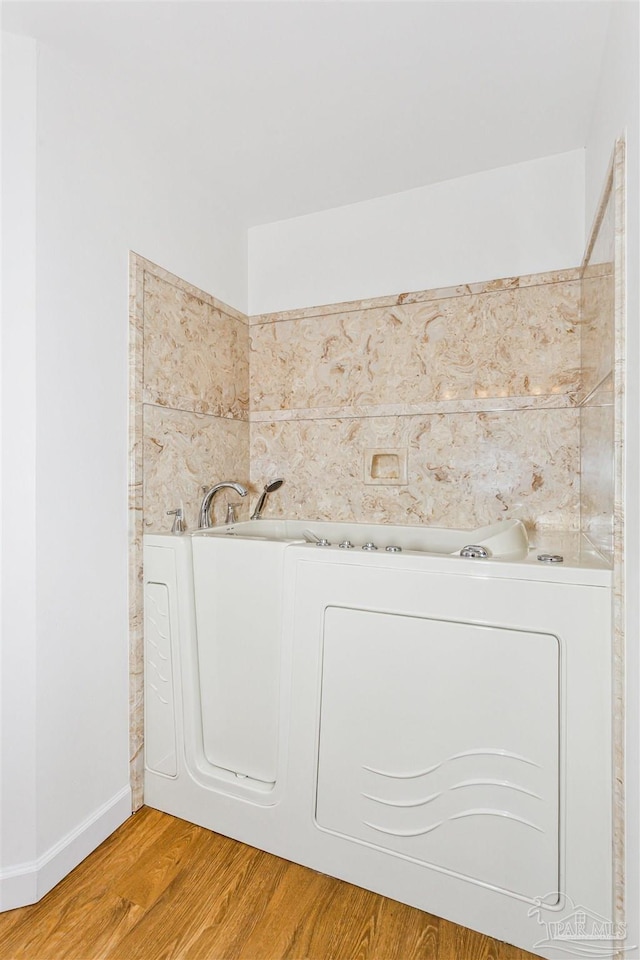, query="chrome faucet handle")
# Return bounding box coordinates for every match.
[225,502,238,524]
[459,544,489,558]
[166,507,185,534]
